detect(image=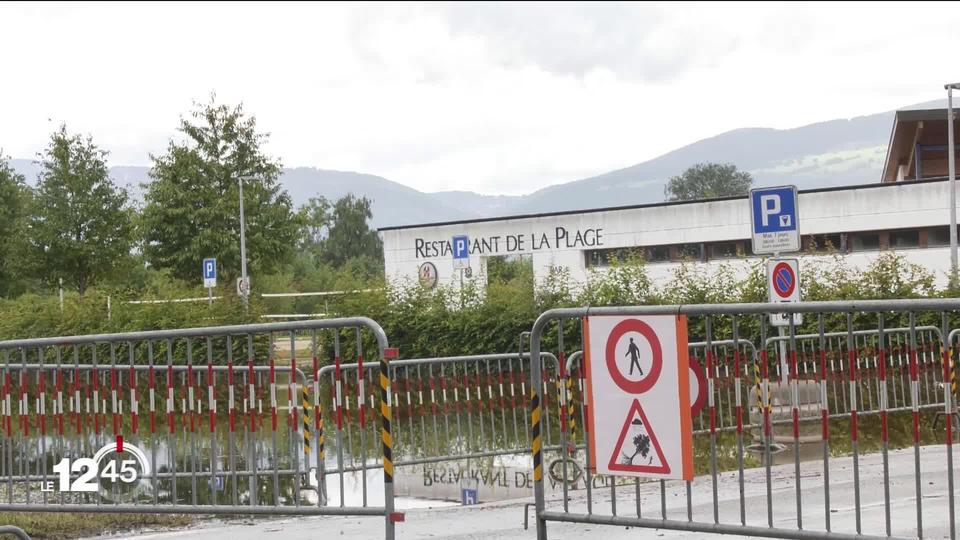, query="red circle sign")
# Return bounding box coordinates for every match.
[604,319,662,394]
[771,262,796,298]
[689,360,707,417]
